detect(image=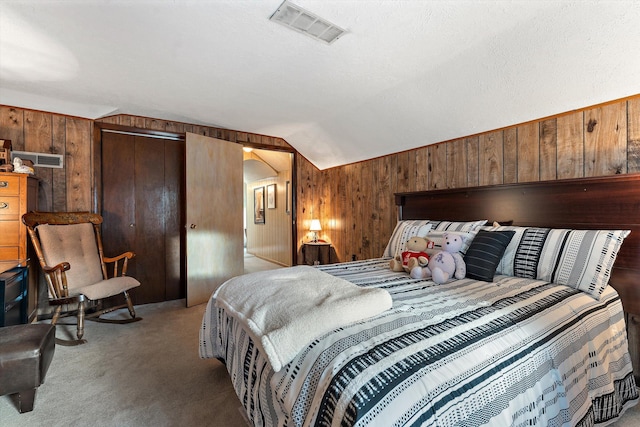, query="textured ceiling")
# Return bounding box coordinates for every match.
[1,1,639,170]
